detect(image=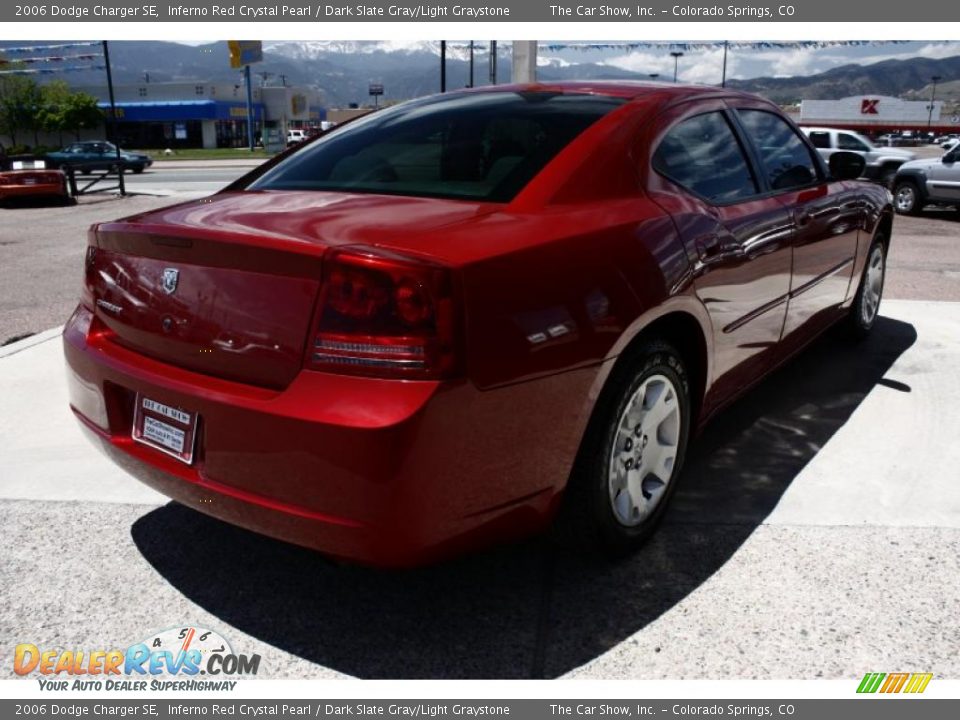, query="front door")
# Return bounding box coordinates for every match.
[732,106,861,338]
